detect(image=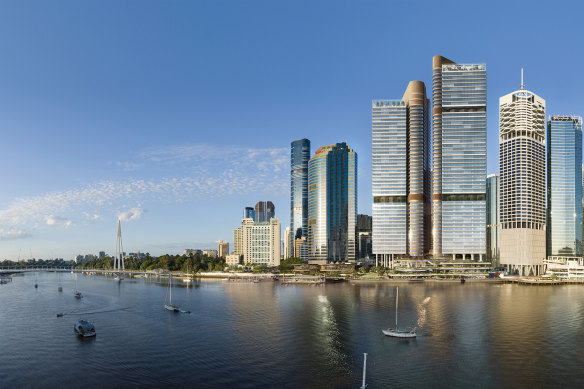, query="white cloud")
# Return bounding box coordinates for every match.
[118,207,146,222]
[0,229,31,241]
[83,212,103,221]
[46,215,72,228]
